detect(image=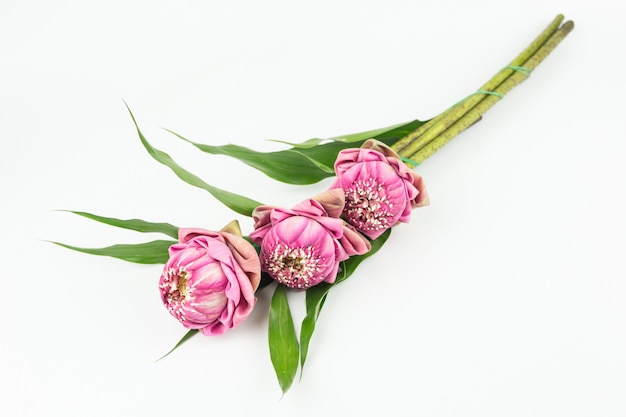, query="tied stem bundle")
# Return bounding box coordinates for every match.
[391,14,574,165]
